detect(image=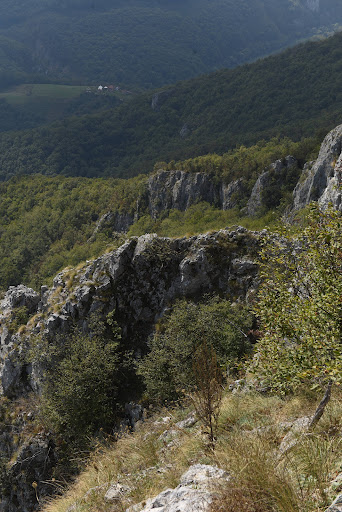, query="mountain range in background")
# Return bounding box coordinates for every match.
[1,0,342,91]
[1,28,342,179]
